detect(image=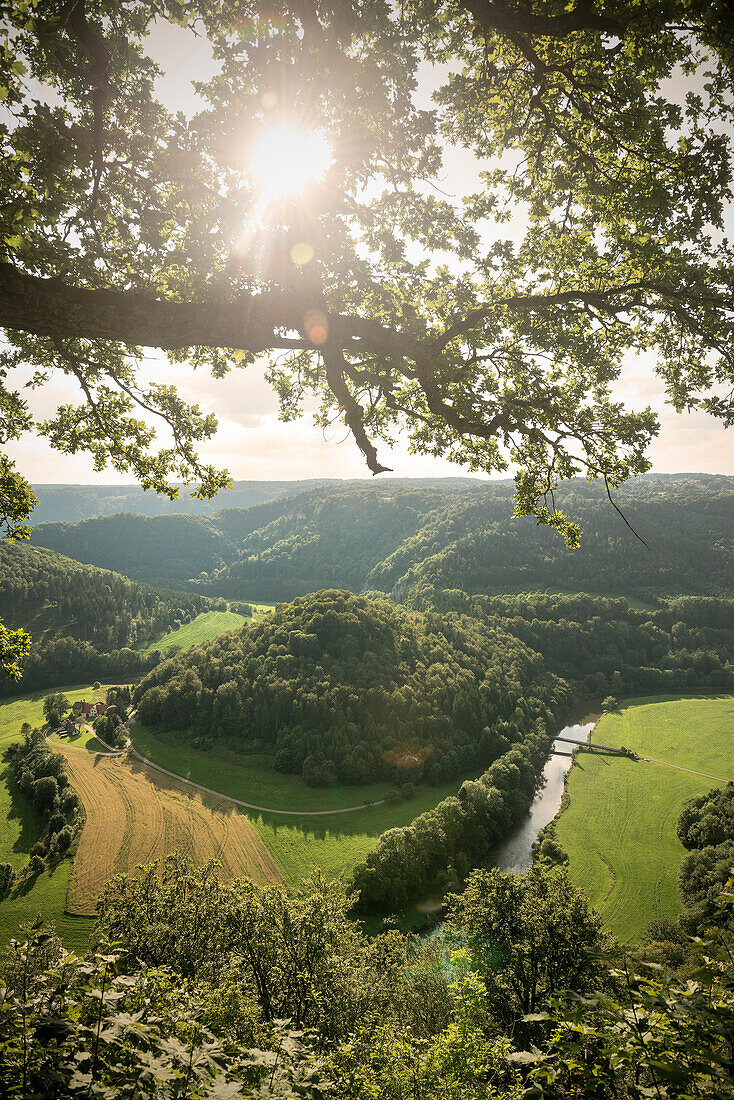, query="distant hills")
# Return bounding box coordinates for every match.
[28,474,734,600]
[27,479,334,524]
[28,477,488,524]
